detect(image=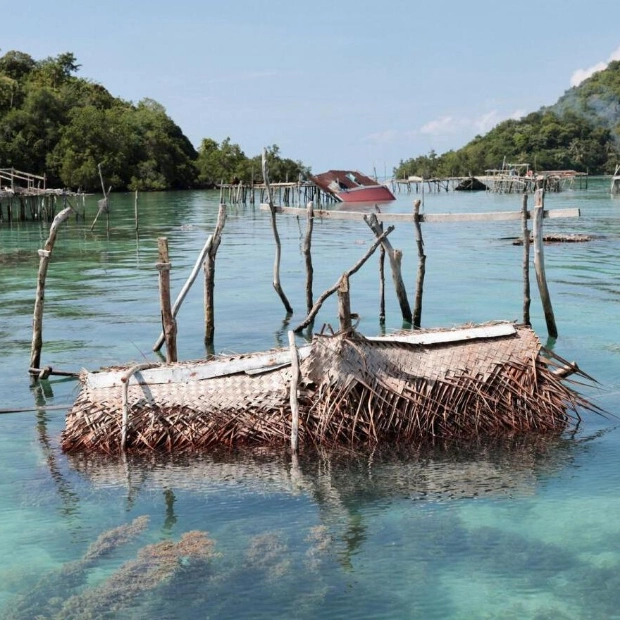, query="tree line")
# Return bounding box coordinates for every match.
[394,61,620,179]
[0,50,308,192]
